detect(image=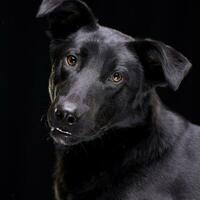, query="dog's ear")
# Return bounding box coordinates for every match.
[129,39,192,91]
[37,0,97,39]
